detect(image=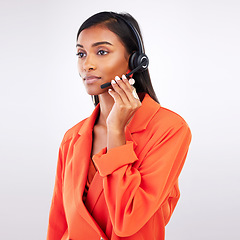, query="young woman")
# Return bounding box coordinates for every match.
[47,11,191,240]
